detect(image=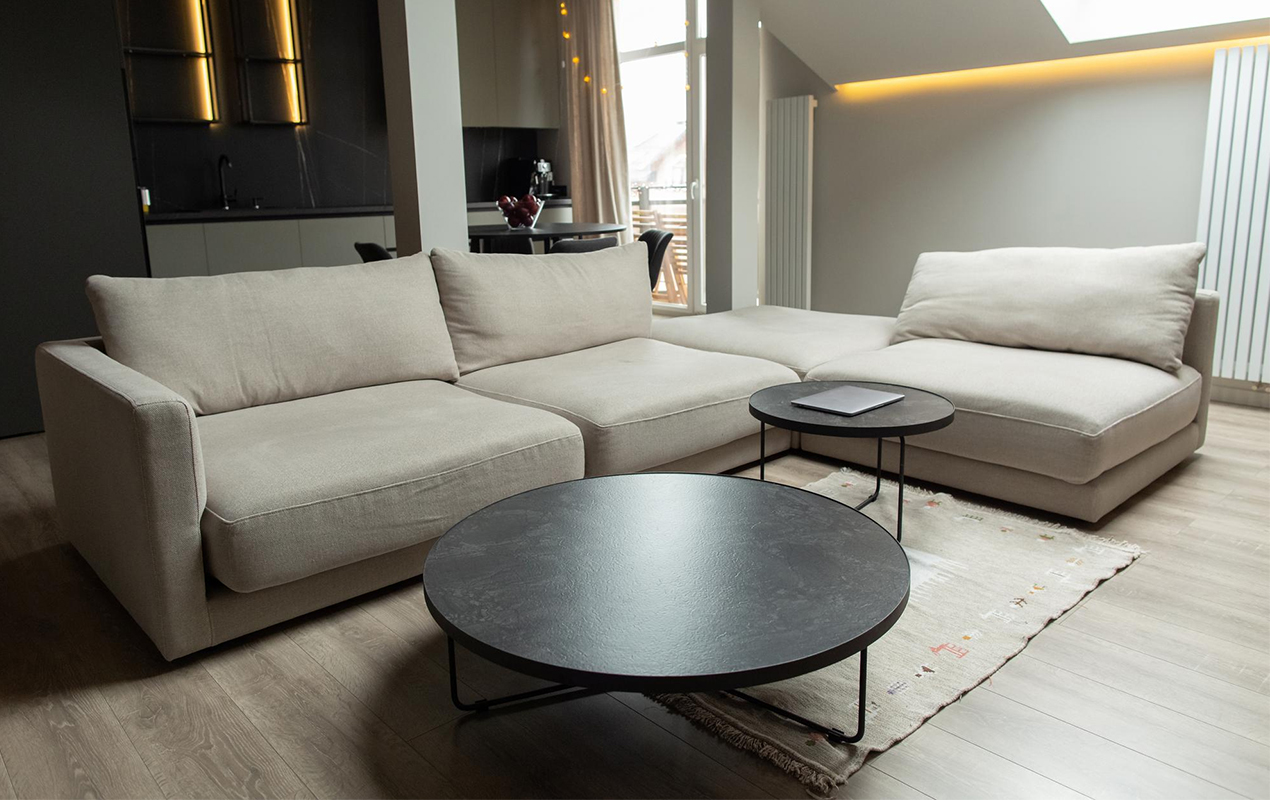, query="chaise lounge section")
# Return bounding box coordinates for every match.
[654,244,1216,522]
